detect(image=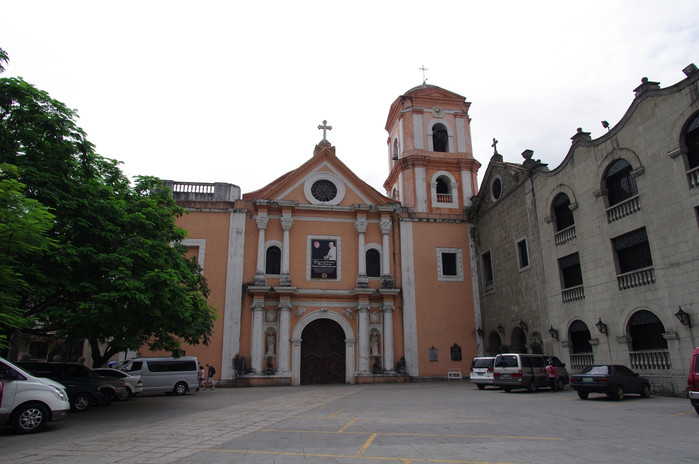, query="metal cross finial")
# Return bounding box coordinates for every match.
[419,65,428,84]
[492,138,499,155]
[318,120,332,141]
